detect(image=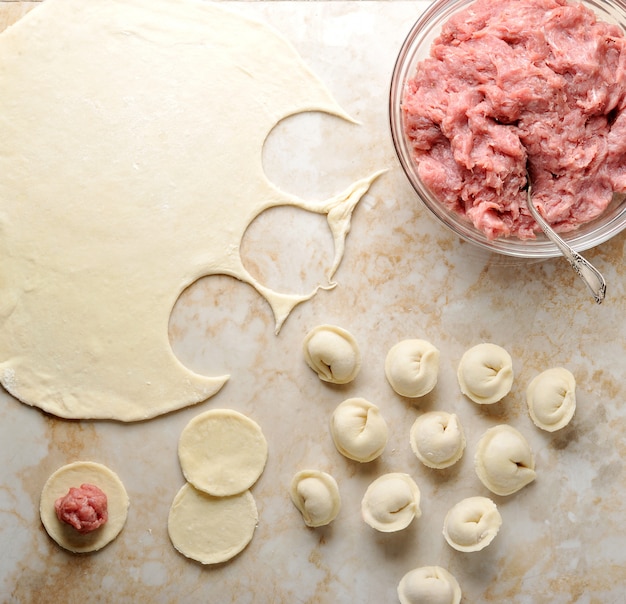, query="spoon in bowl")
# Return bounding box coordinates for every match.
[525,171,606,304]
